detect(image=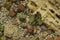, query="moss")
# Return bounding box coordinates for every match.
[20,23,26,28]
[0,23,4,31]
[0,37,2,40]
[29,16,35,23]
[28,14,43,26]
[0,36,4,40]
[37,19,43,26]
[19,13,27,19]
[19,13,27,22]
[0,23,4,40]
